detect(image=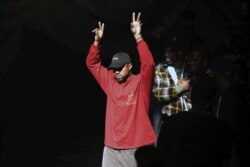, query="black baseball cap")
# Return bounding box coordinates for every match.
[108,52,131,69]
